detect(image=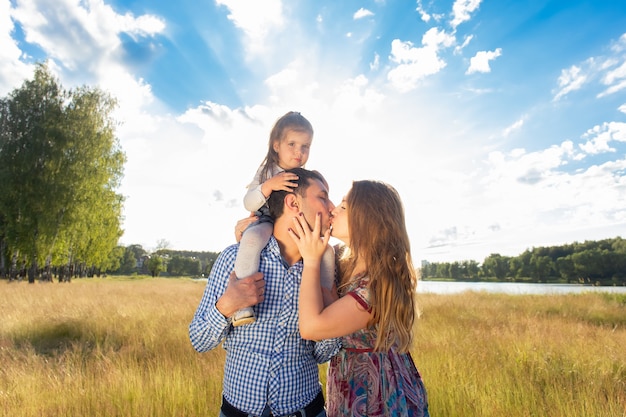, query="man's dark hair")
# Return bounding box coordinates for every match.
[267,168,327,220]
